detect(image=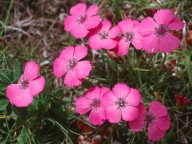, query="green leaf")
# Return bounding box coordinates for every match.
[13,59,21,80]
[0,99,9,110]
[0,70,12,83]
